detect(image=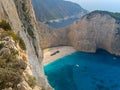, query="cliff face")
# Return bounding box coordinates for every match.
[0,0,52,90]
[32,0,88,22]
[38,11,120,56]
[37,22,71,49]
[68,11,120,55]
